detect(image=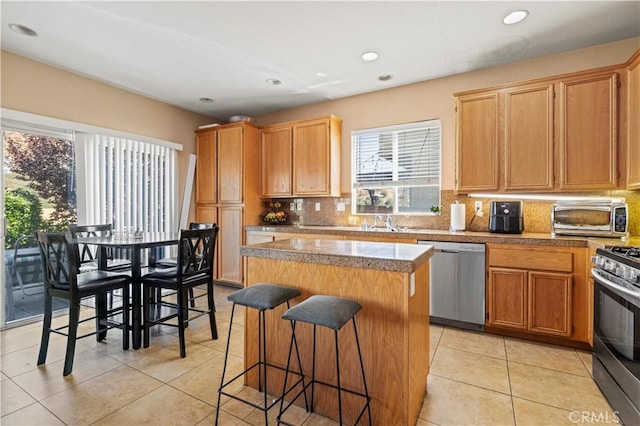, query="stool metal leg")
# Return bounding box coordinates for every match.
[352,318,372,426]
[260,309,268,425]
[335,329,343,426]
[277,319,310,425]
[311,324,317,414]
[215,303,236,425]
